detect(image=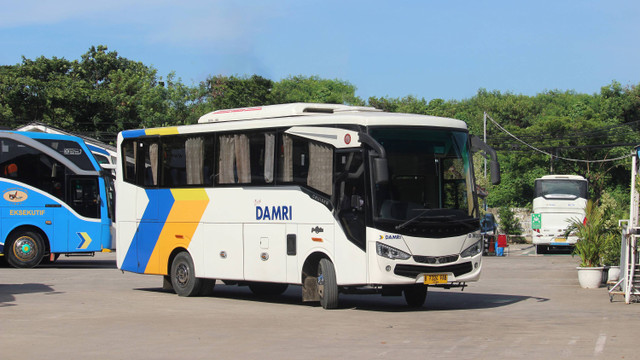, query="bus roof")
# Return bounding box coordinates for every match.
[121,103,468,139]
[536,175,587,181]
[197,103,382,123]
[0,131,101,175]
[1,130,86,142]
